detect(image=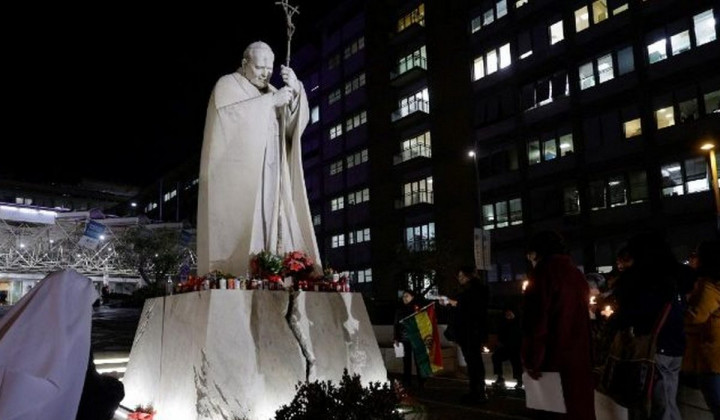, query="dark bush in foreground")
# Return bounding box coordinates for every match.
[274,369,402,420]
